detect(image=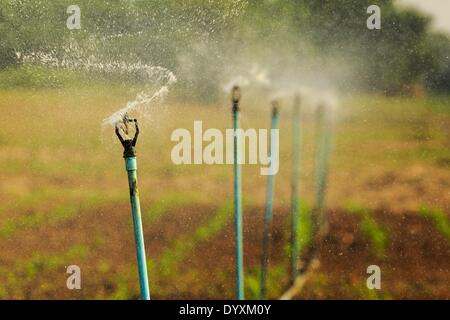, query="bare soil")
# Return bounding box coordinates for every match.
[1,204,448,299]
